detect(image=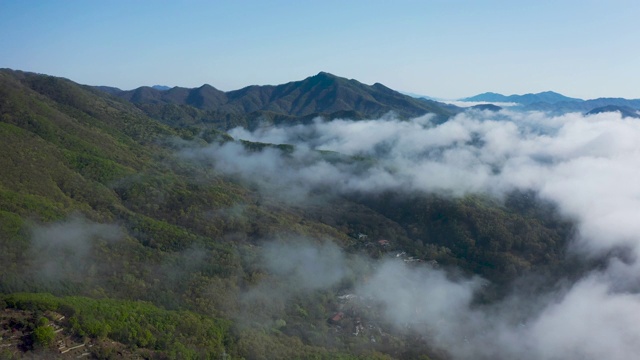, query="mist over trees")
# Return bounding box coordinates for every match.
[1,69,639,359]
